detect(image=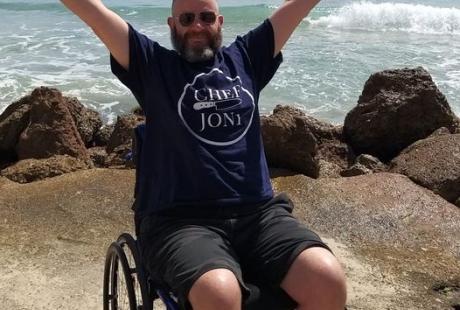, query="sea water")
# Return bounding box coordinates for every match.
[1,0,459,124]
